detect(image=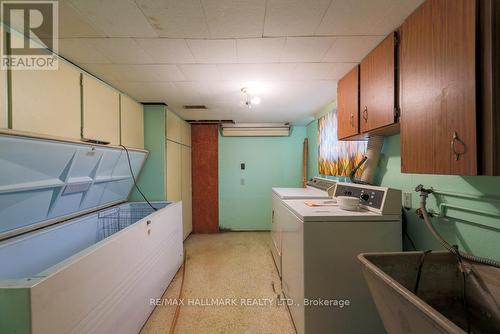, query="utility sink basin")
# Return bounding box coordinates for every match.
[358,251,500,334]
